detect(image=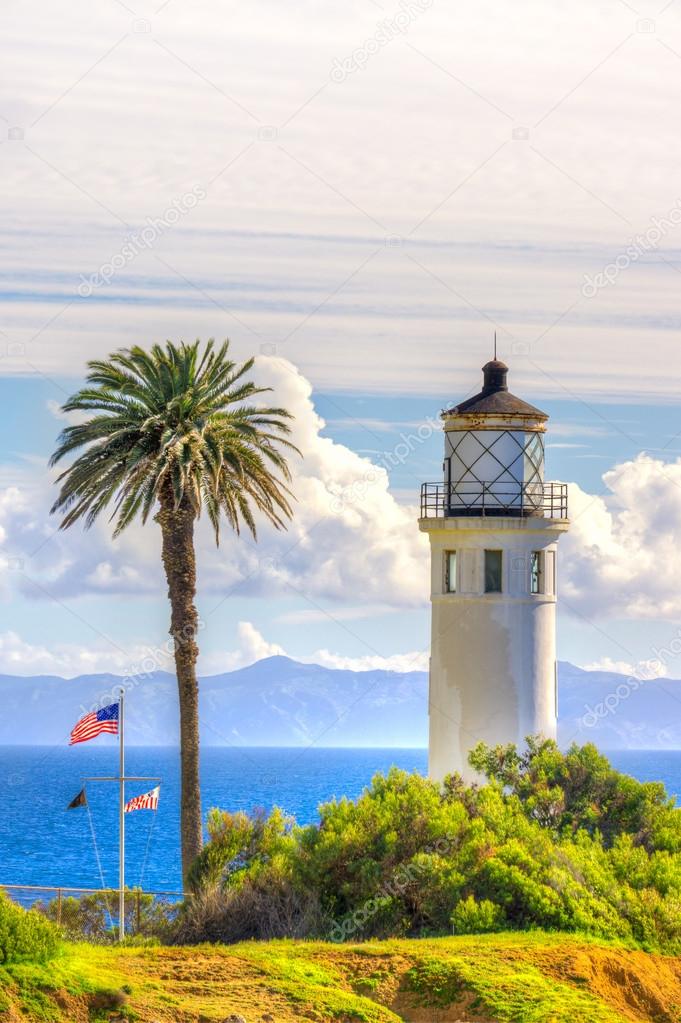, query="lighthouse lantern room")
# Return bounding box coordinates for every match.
[420,358,569,782]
